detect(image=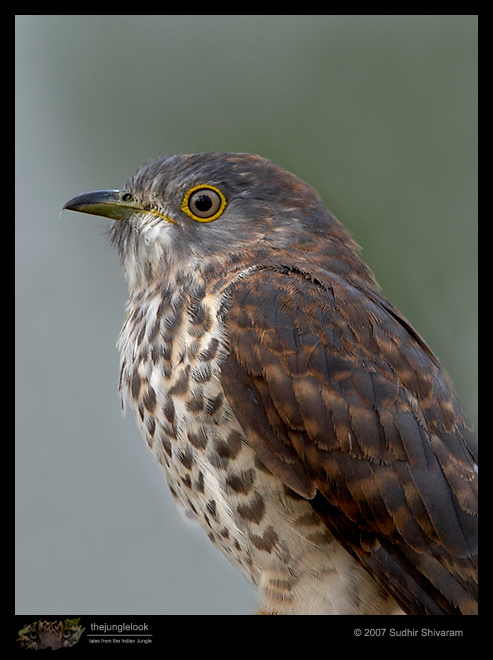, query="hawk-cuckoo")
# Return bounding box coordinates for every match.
[64,153,477,615]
